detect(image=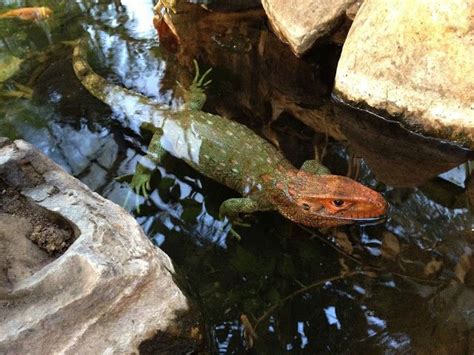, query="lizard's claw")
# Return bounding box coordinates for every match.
[219,213,252,228]
[176,60,212,92]
[191,59,212,90]
[115,169,152,198]
[129,167,152,198]
[116,164,153,213]
[228,227,242,241]
[231,218,252,228]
